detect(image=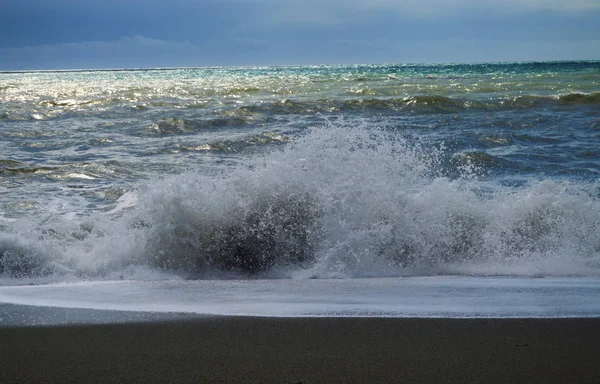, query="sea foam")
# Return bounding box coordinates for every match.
[1,121,600,283]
